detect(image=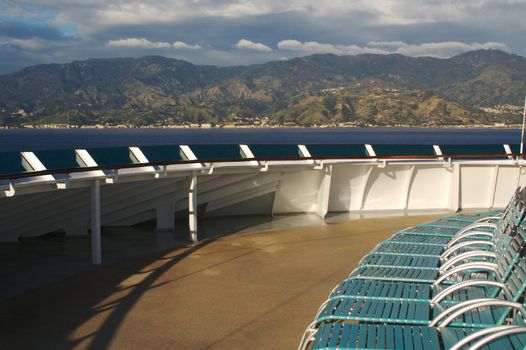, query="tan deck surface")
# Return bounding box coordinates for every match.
[0,214,442,350]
